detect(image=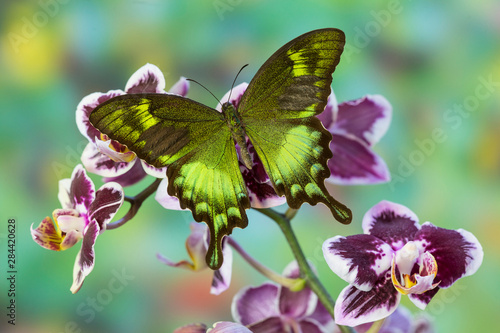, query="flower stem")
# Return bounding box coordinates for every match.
[226,237,305,290]
[107,178,162,230]
[256,207,356,333]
